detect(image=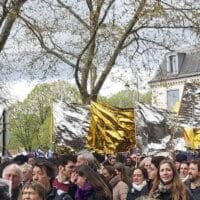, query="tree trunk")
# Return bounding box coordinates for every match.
[0,0,27,52]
